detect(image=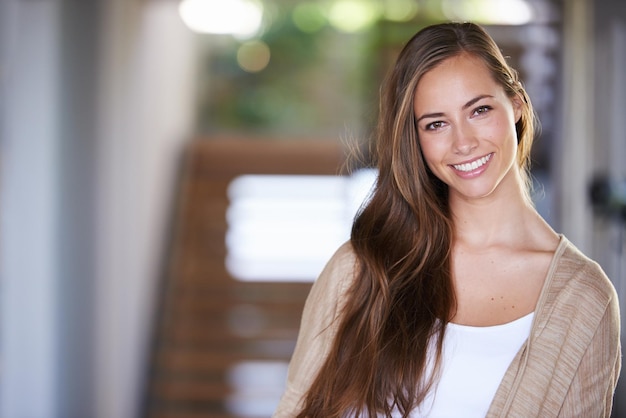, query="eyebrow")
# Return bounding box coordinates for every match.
[416,94,495,123]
